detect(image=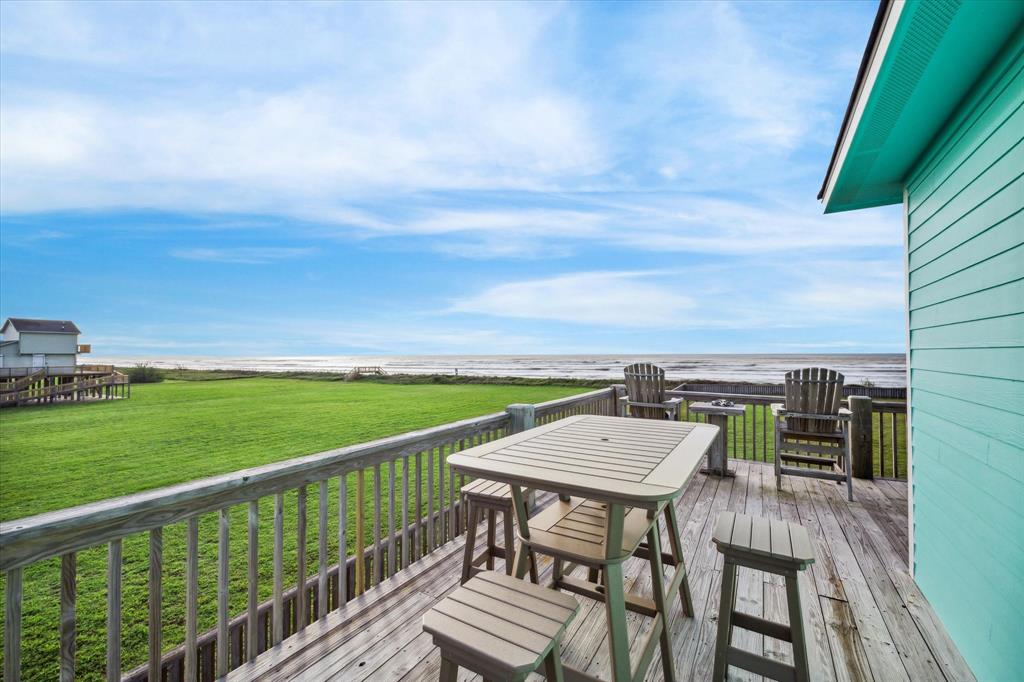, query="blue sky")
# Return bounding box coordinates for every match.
[0,1,905,357]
